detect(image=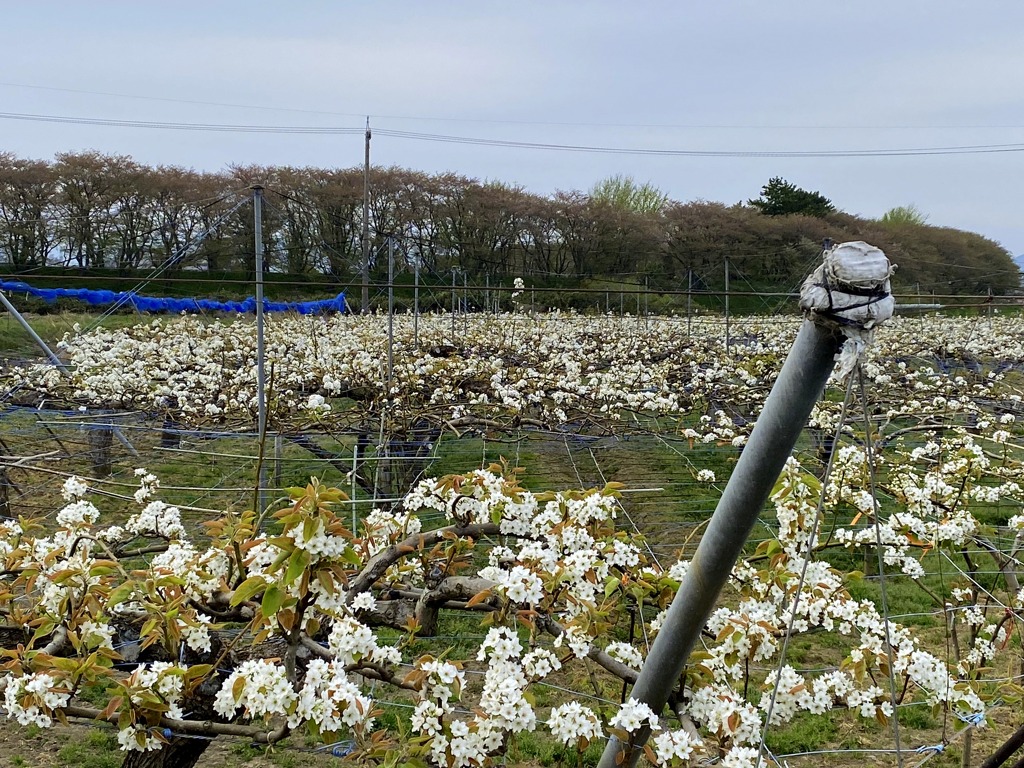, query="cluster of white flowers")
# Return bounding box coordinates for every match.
[61,475,89,500]
[132,468,160,503]
[215,659,295,720]
[479,564,544,605]
[653,728,703,763]
[114,661,189,751]
[301,393,331,412]
[605,641,644,670]
[2,672,70,727]
[546,701,603,746]
[522,647,561,680]
[361,504,422,557]
[178,613,213,653]
[79,619,116,650]
[327,615,400,667]
[125,500,185,540]
[610,697,660,733]
[150,542,229,602]
[471,628,538,750]
[285,517,349,559]
[289,659,375,733]
[55,499,101,529]
[417,658,465,709]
